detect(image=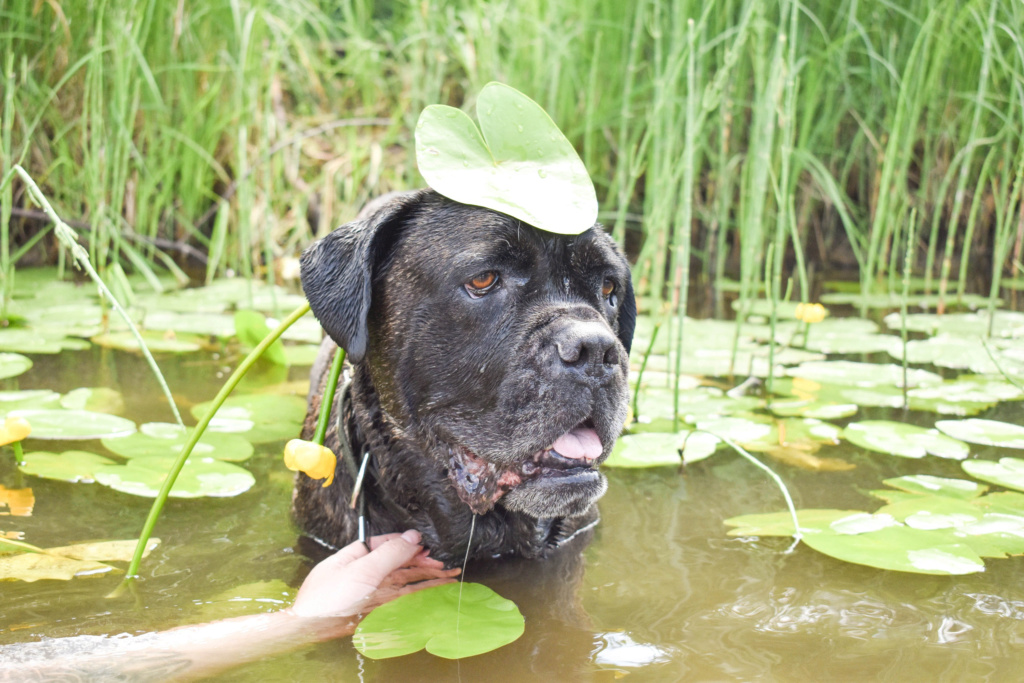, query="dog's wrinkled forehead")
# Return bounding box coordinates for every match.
[300,190,635,365]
